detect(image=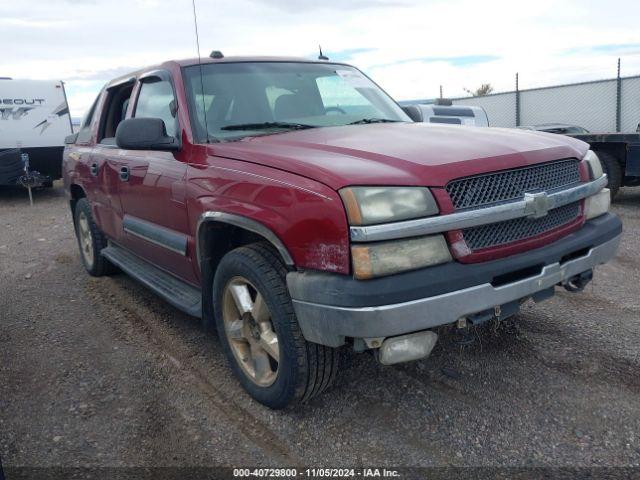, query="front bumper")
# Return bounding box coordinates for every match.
[287,214,622,347]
